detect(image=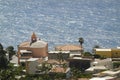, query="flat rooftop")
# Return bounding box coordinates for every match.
[49,51,70,54]
[95,49,111,51]
[27,58,39,61]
